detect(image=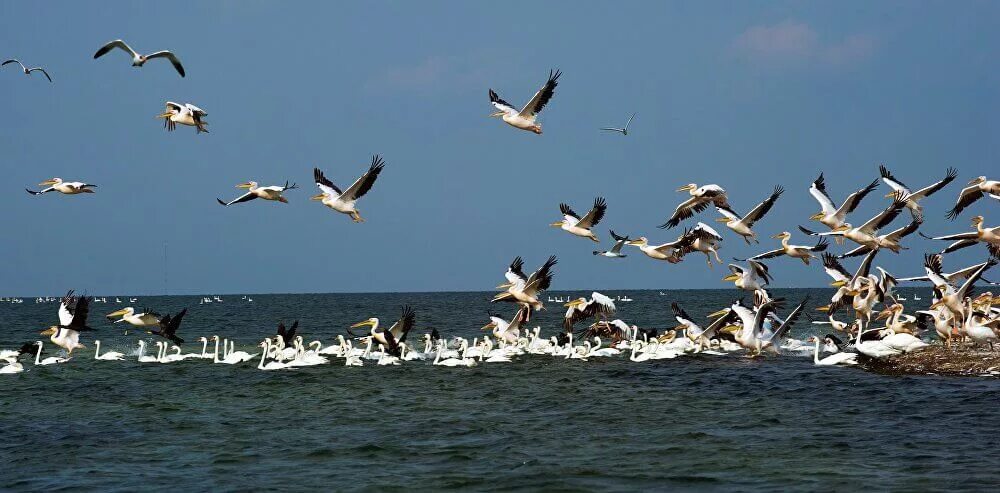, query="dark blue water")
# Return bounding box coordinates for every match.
[2,288,999,491]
